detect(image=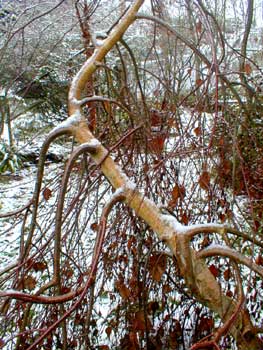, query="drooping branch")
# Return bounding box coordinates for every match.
[23,190,126,350]
[0,182,125,309]
[53,140,102,292]
[23,126,73,260]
